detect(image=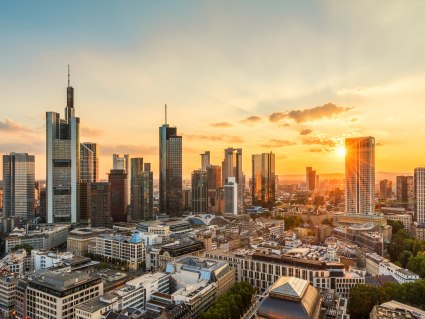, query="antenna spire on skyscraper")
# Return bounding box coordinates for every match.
[68,64,70,87]
[165,104,167,125]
